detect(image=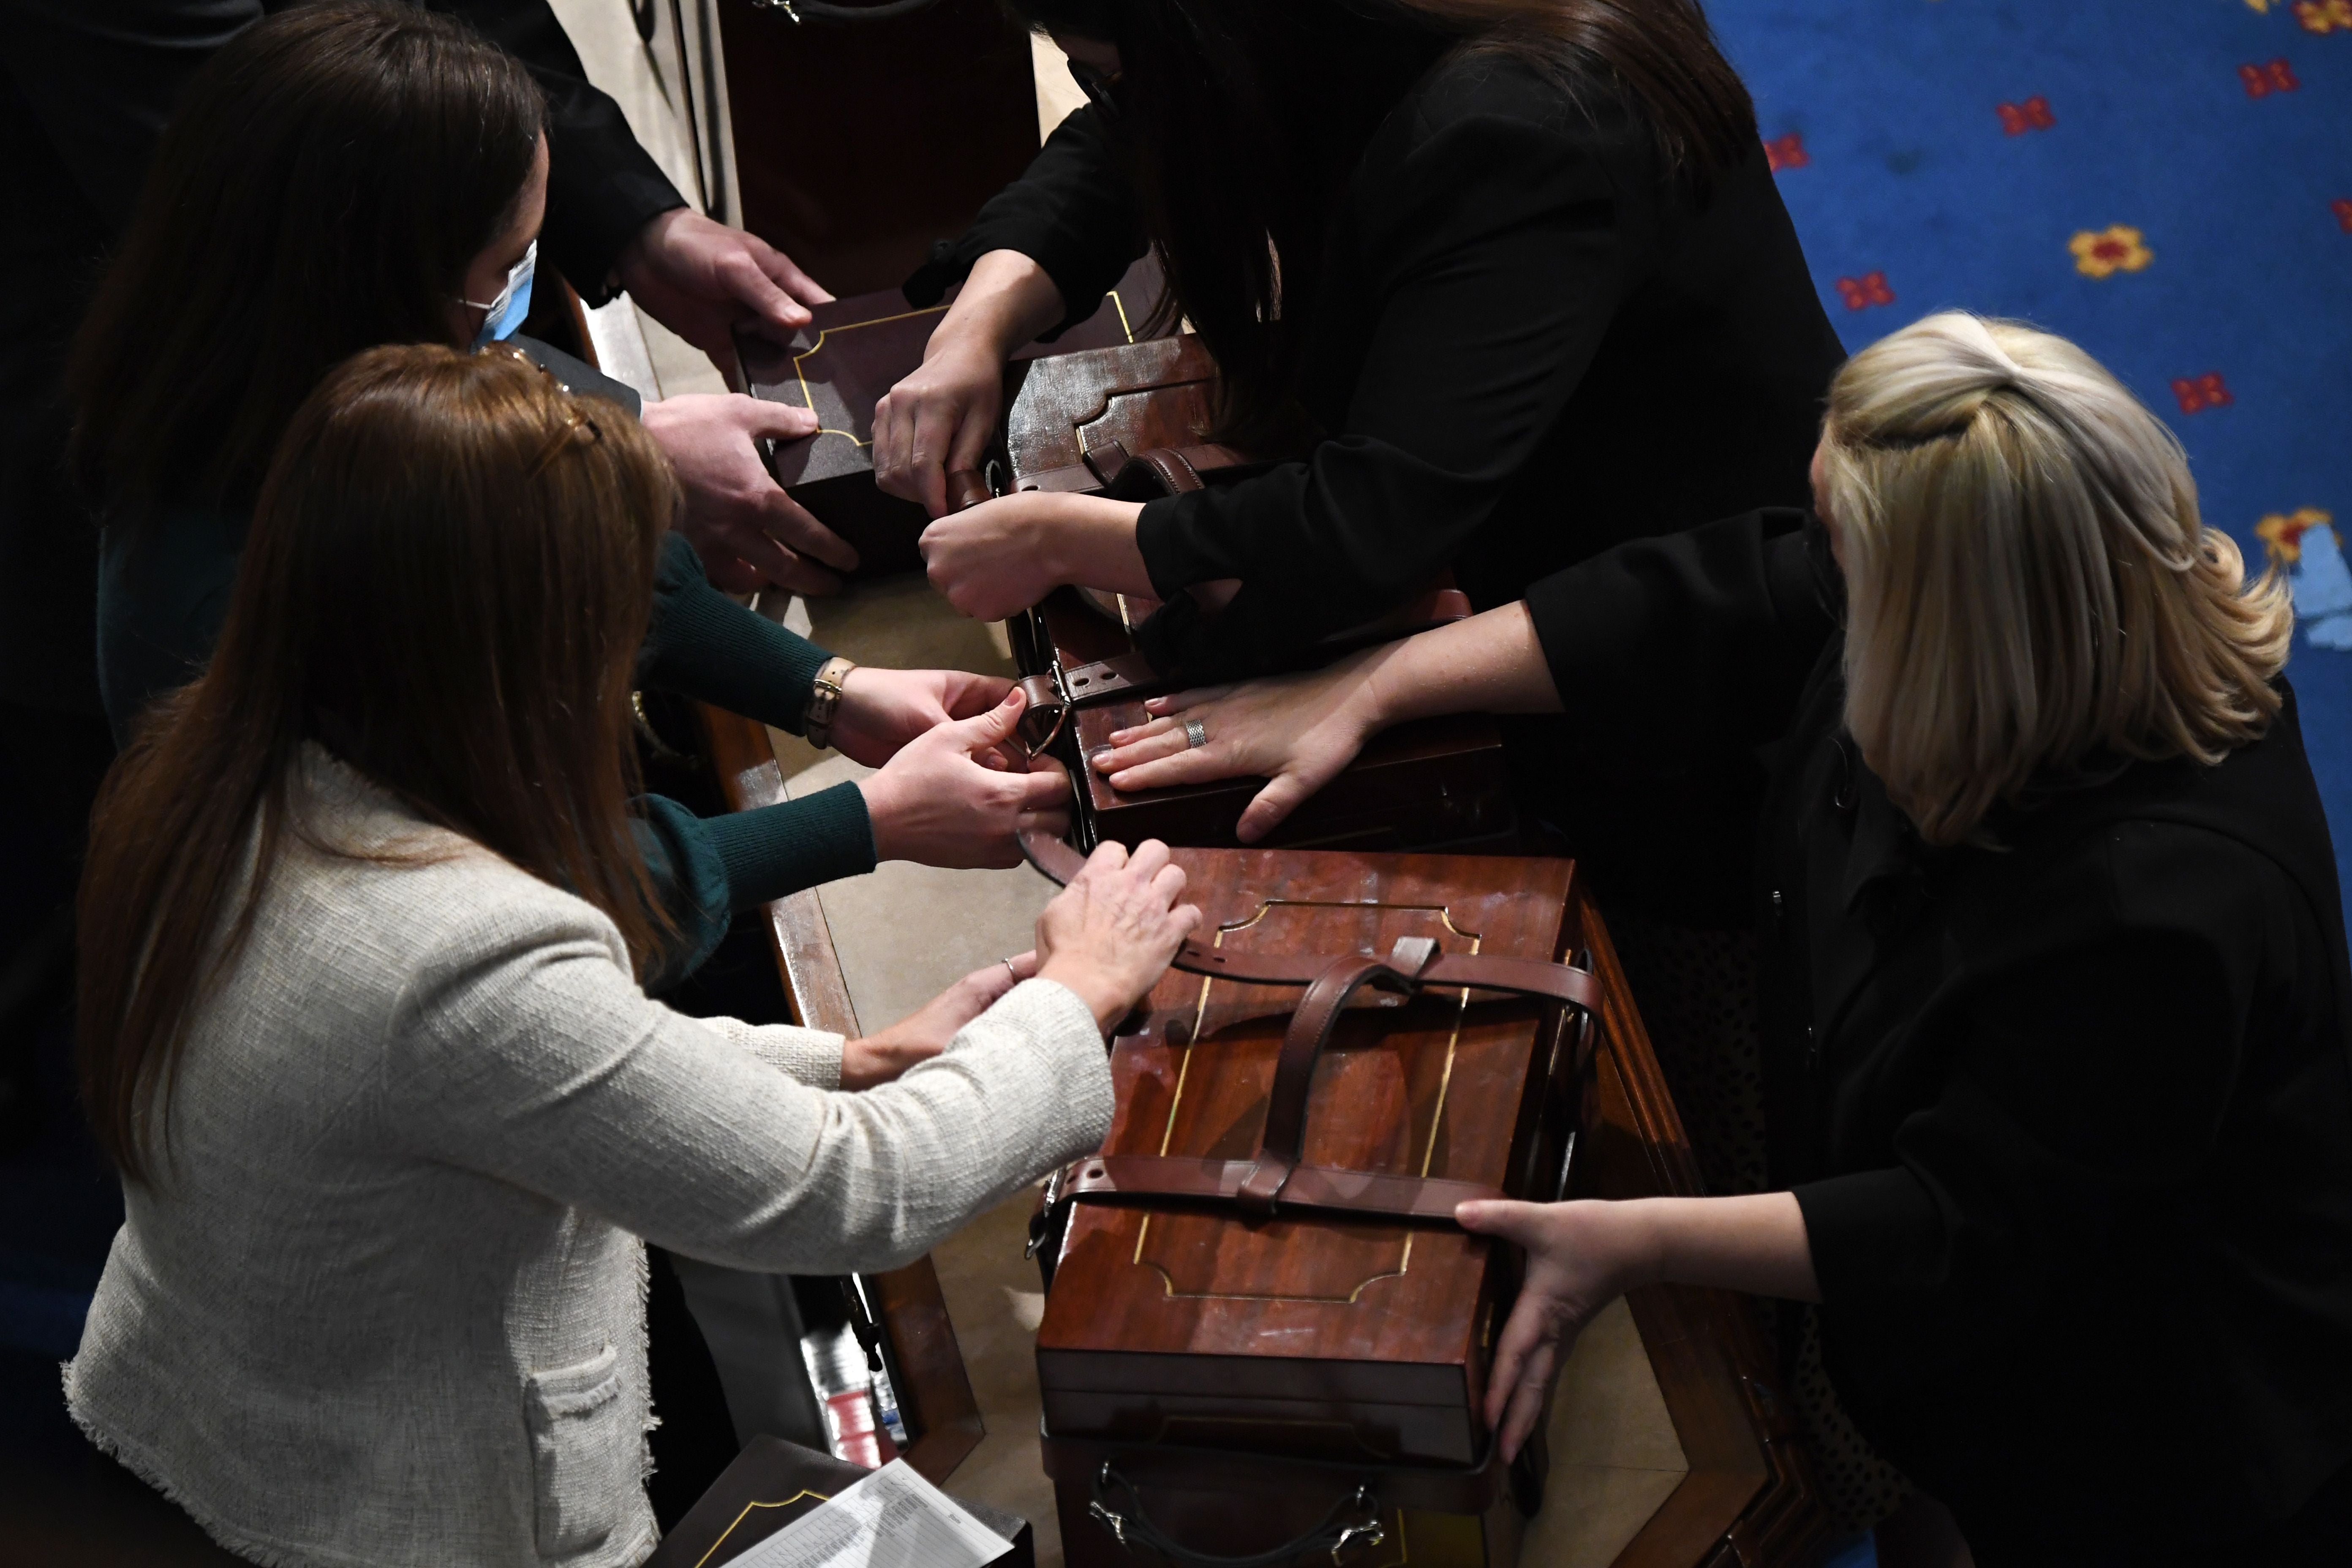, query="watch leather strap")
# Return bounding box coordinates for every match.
[804,655,855,751]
